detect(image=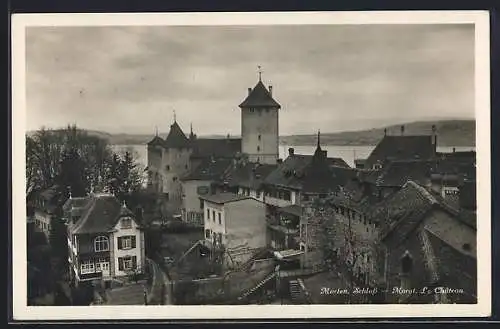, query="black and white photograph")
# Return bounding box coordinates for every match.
[11,11,491,320]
